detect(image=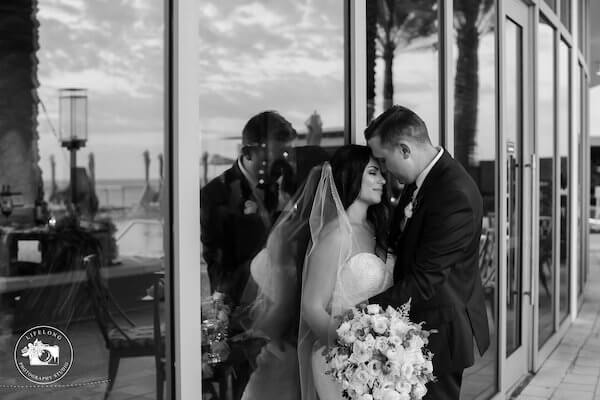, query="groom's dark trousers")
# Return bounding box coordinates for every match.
[370,150,490,400]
